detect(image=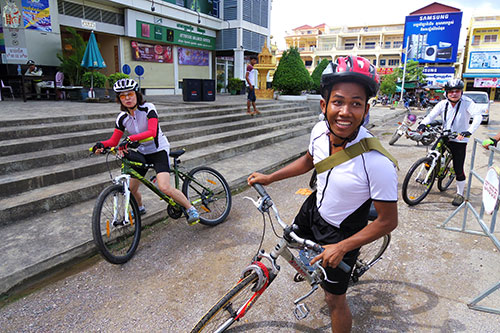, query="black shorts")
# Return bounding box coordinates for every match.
[293,192,369,295]
[247,87,256,102]
[124,150,170,177]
